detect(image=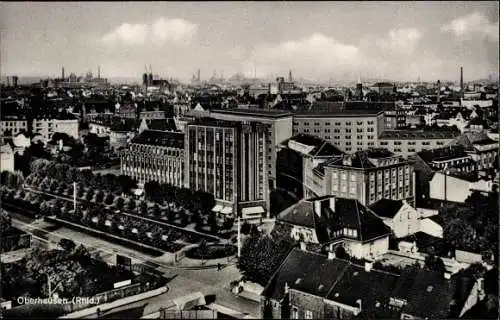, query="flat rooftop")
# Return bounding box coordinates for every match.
[210,108,293,118]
